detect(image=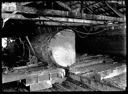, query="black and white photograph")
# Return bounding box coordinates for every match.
[1,0,126,92]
